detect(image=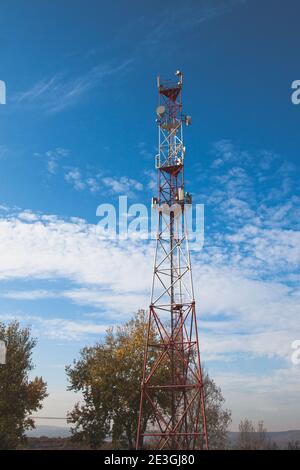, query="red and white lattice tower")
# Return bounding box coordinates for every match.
[136,72,208,450]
